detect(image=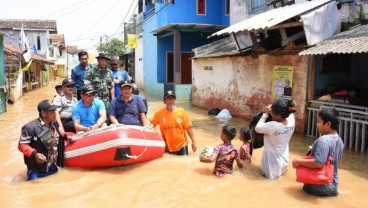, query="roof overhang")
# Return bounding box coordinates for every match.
[299,24,368,55]
[209,0,334,37]
[152,23,227,38]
